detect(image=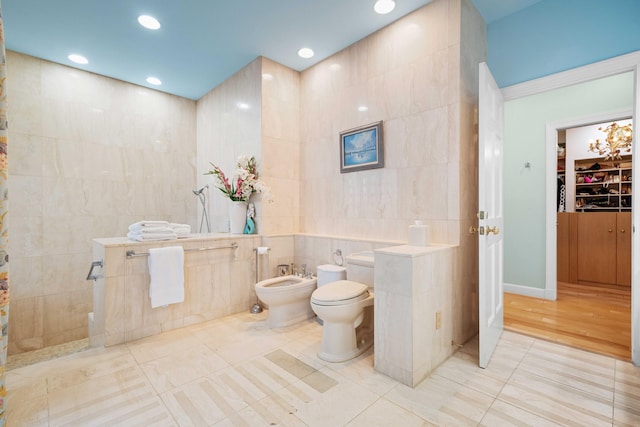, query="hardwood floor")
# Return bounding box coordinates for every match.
[504,281,631,361]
